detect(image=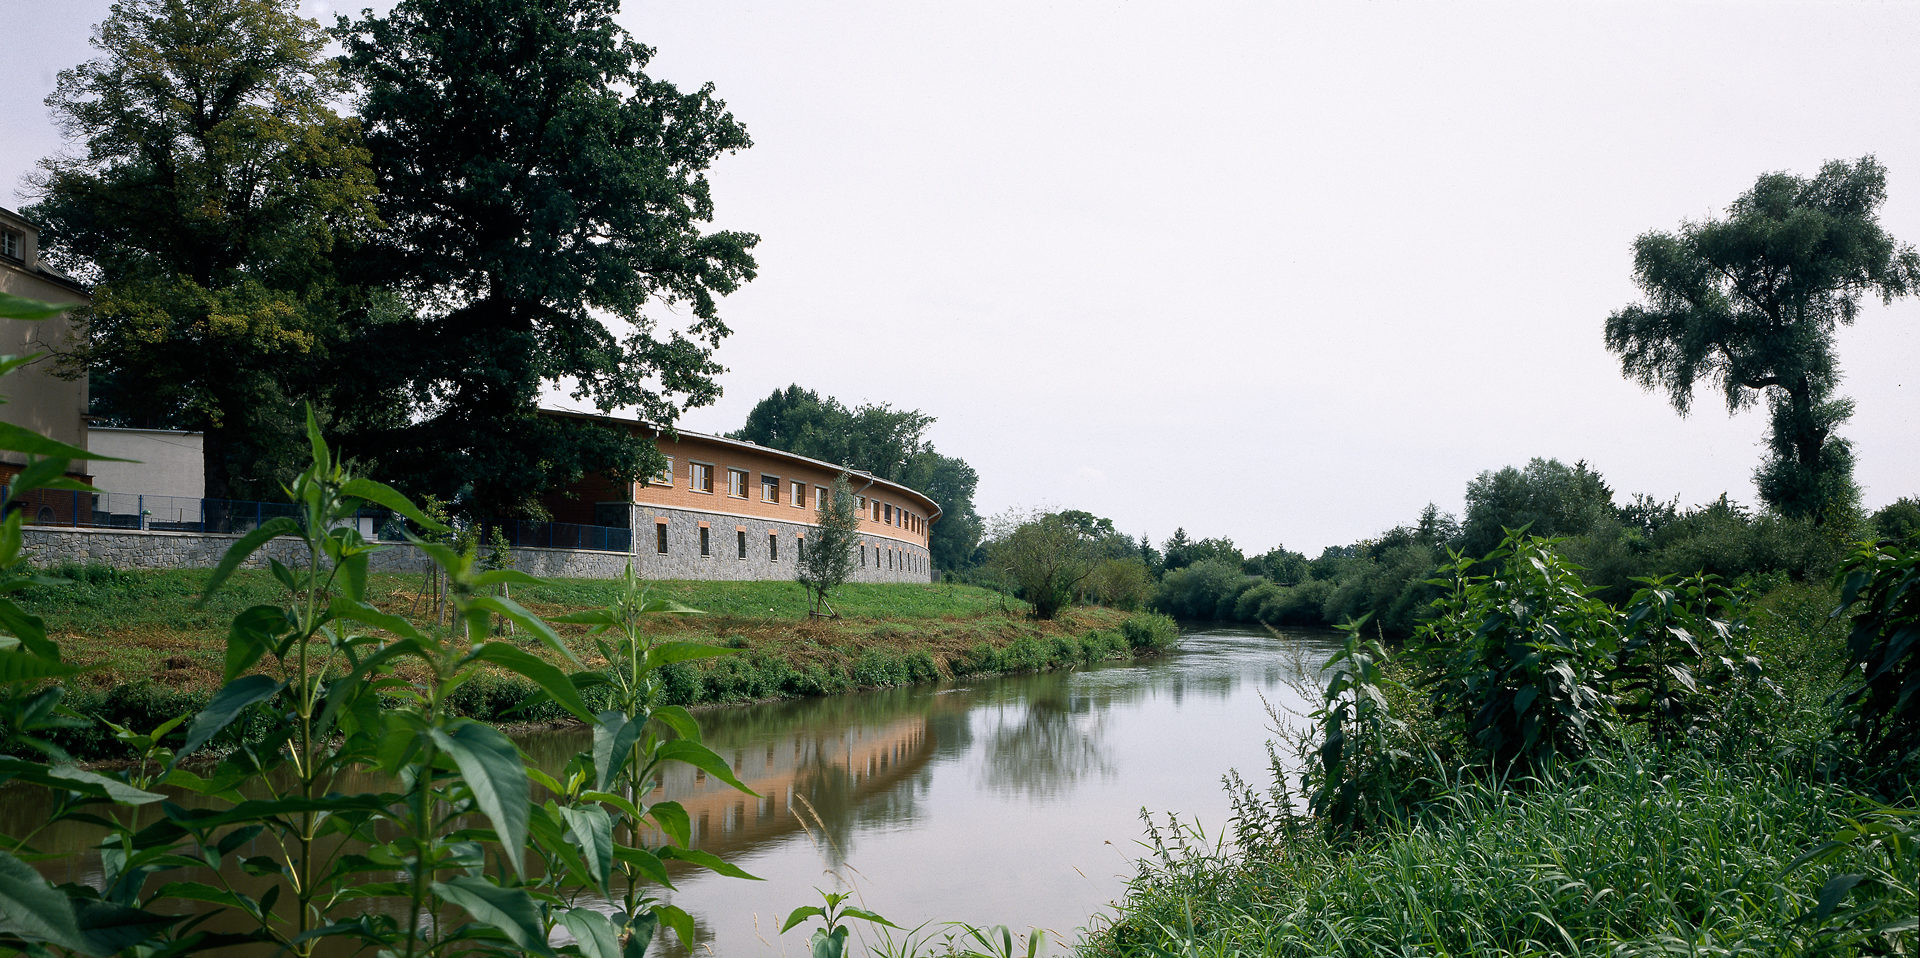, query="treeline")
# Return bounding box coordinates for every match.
[963,457,1920,634]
